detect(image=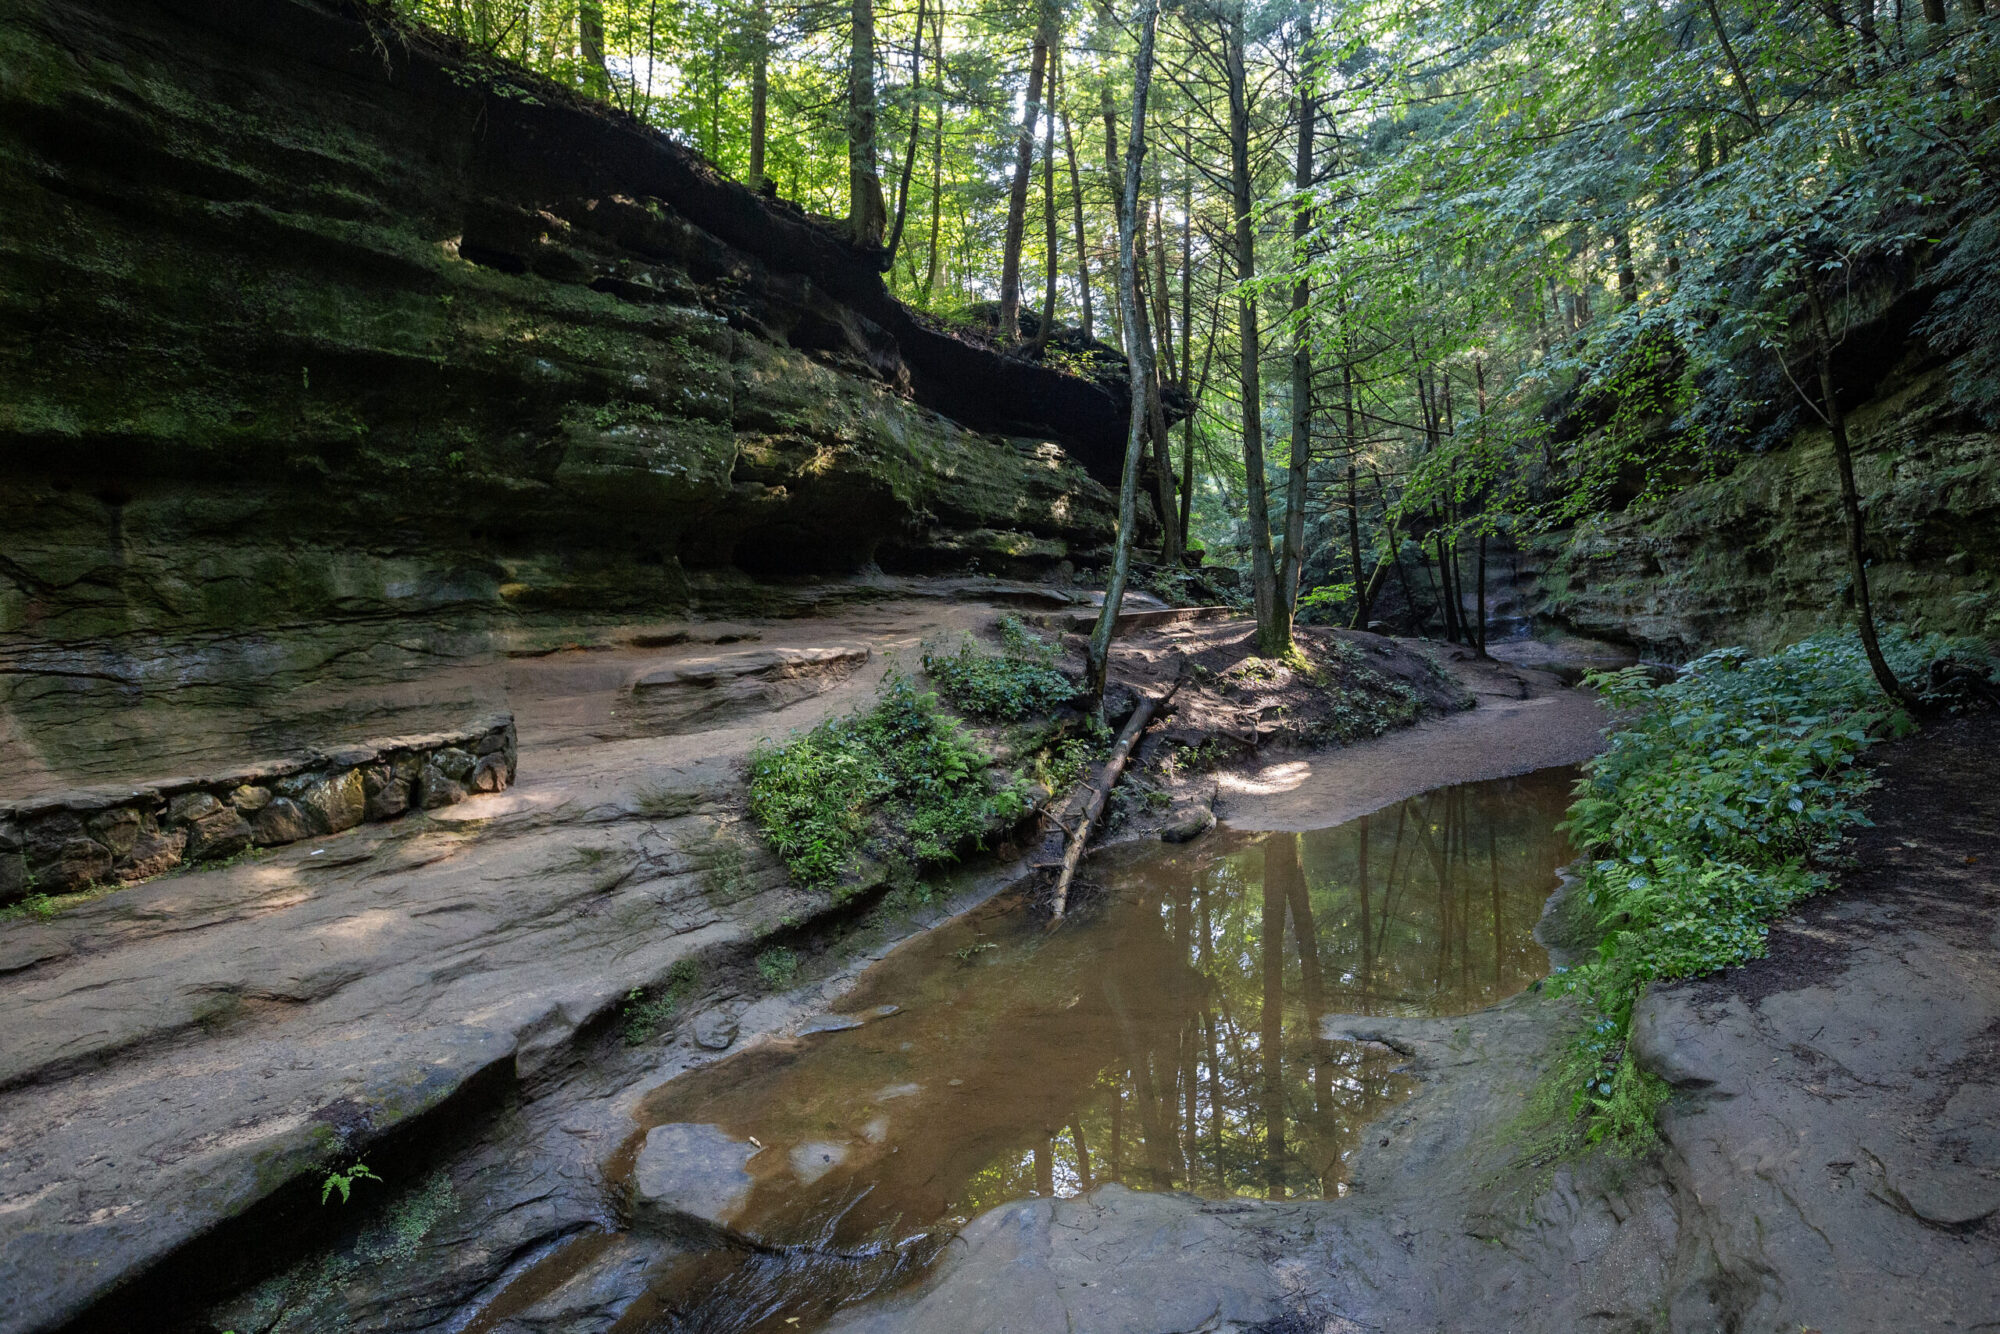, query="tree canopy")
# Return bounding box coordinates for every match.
[392,0,2000,671]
